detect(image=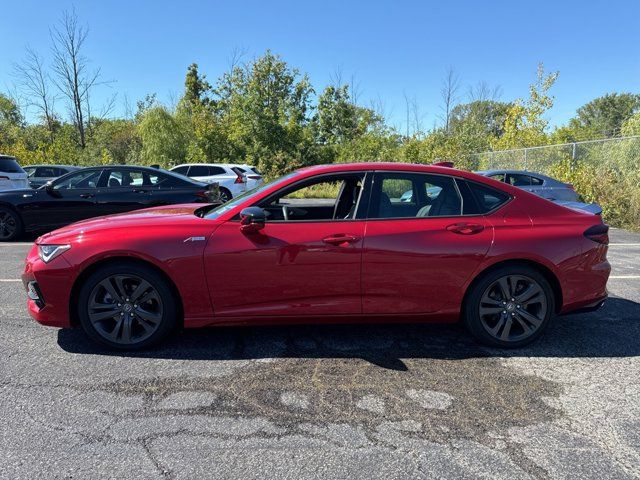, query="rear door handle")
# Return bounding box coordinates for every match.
[133,189,148,194]
[322,234,360,245]
[79,193,94,199]
[446,222,484,235]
